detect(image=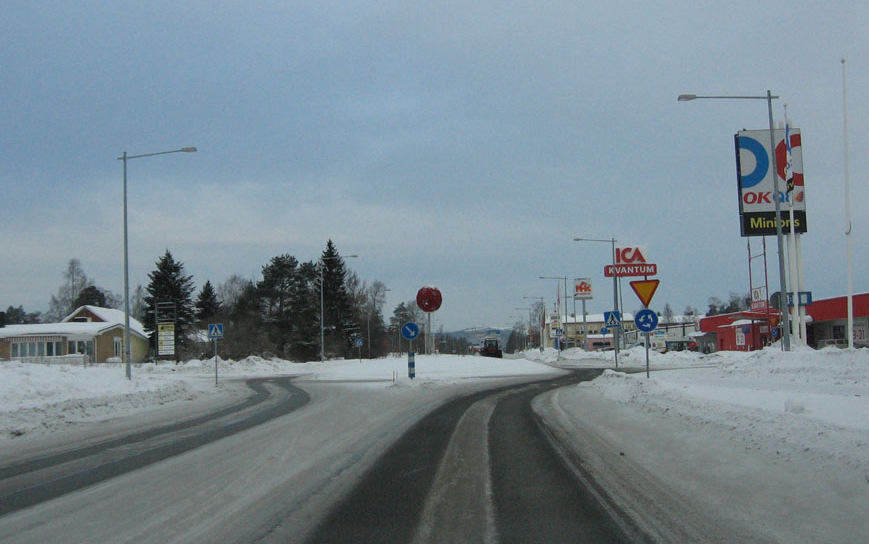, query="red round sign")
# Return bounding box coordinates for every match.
[416,286,442,313]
